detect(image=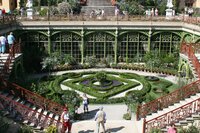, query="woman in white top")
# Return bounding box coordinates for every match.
[61,108,71,133]
[82,93,89,113]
